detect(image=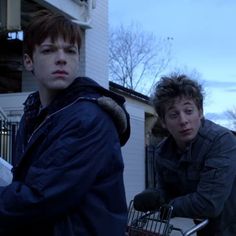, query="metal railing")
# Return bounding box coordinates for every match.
[0,119,19,164]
